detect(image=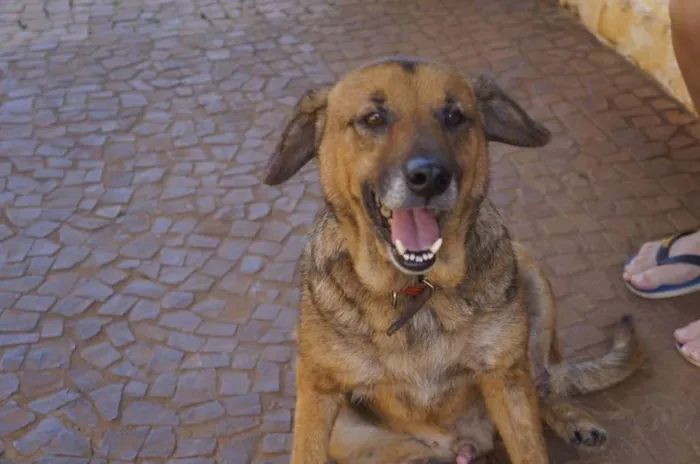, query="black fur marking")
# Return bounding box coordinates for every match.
[504,262,519,303]
[328,269,365,317]
[319,250,351,275]
[324,201,338,219]
[570,430,583,445]
[394,59,417,73]
[370,91,386,105]
[306,280,357,339]
[307,236,364,314]
[439,363,470,383]
[346,392,383,425]
[396,390,418,412]
[534,369,552,397]
[588,429,607,446]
